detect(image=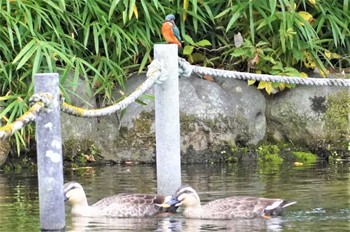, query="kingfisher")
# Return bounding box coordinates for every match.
[161,14,182,48]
